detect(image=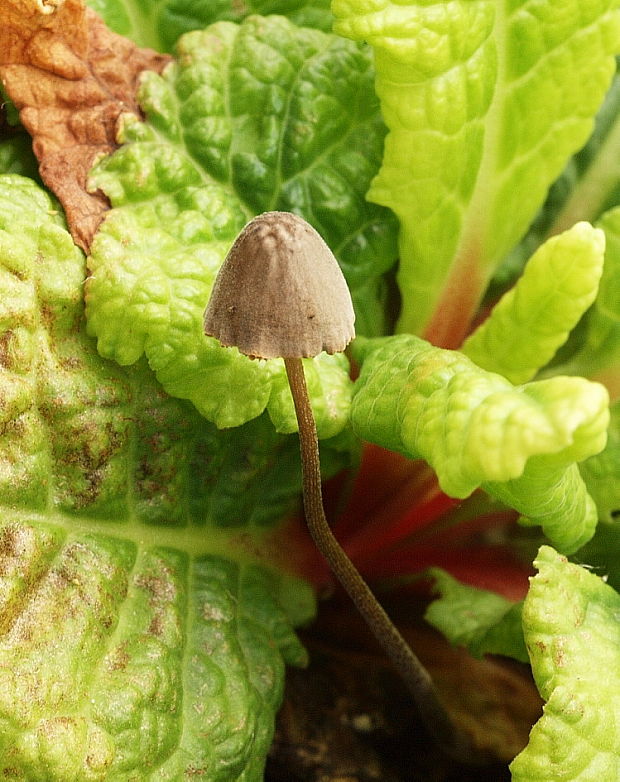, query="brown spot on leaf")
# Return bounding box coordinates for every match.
[148,613,164,637]
[0,0,171,251]
[106,641,130,671]
[135,564,176,603]
[0,331,15,369]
